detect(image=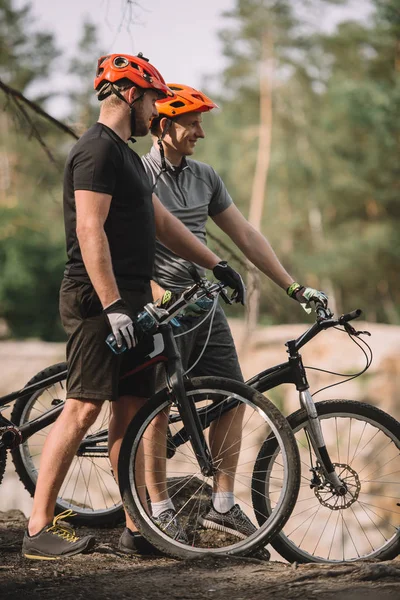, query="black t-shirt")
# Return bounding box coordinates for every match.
[63,123,155,289]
